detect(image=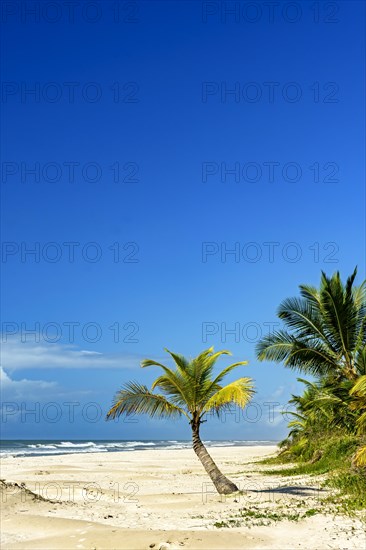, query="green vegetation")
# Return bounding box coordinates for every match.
[213,506,321,528]
[106,347,254,494]
[261,434,366,513]
[257,268,366,511]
